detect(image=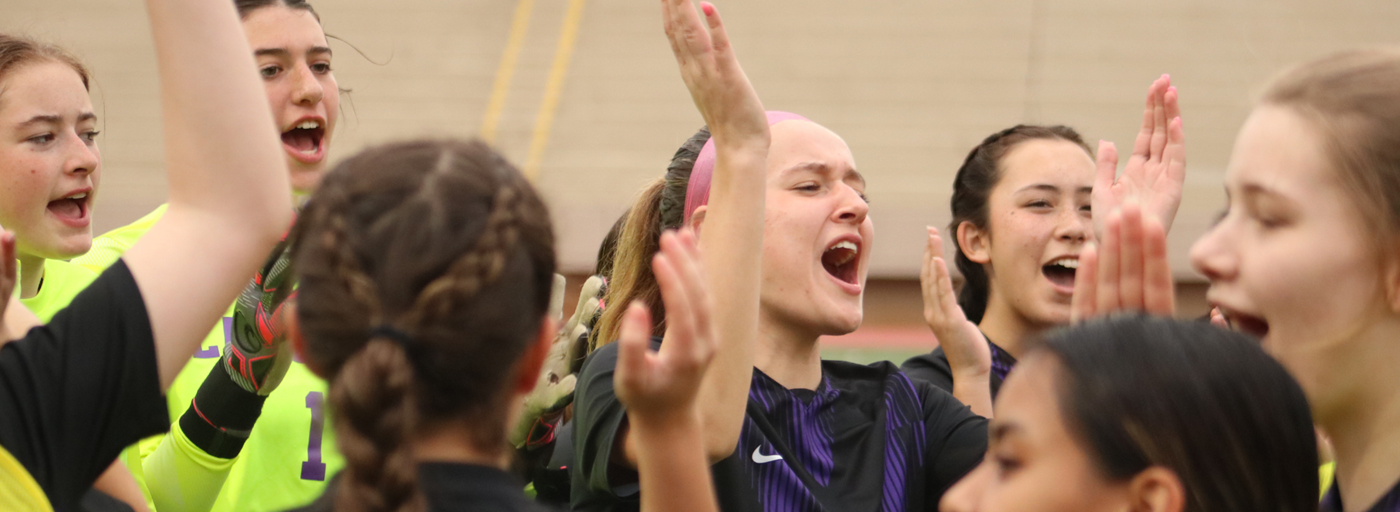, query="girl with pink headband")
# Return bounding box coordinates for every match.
[574,1,986,510]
